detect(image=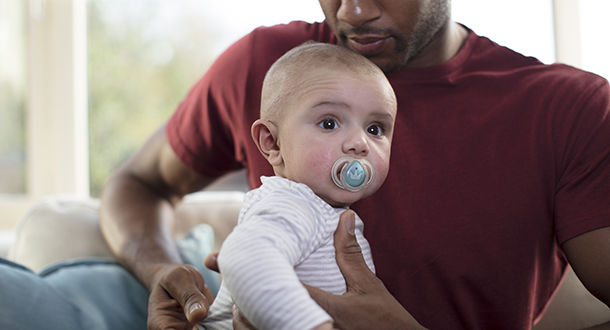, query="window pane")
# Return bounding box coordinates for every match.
[580,0,610,79]
[452,0,555,64]
[87,0,323,196]
[0,1,27,194]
